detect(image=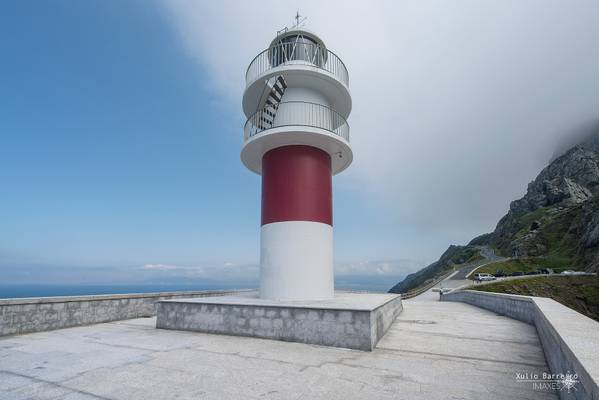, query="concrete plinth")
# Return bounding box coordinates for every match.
[156,291,402,351]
